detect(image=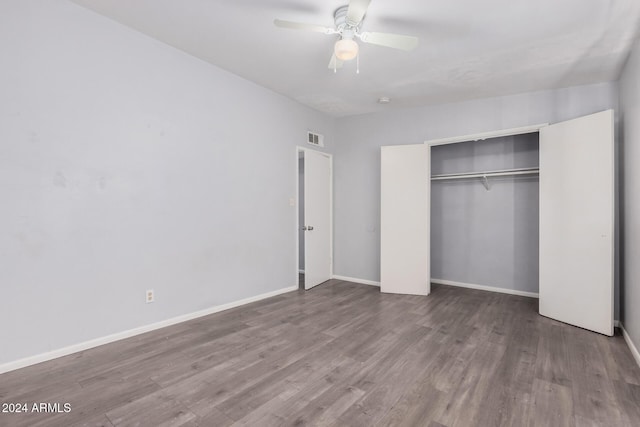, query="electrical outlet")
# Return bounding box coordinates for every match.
[146,289,154,303]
